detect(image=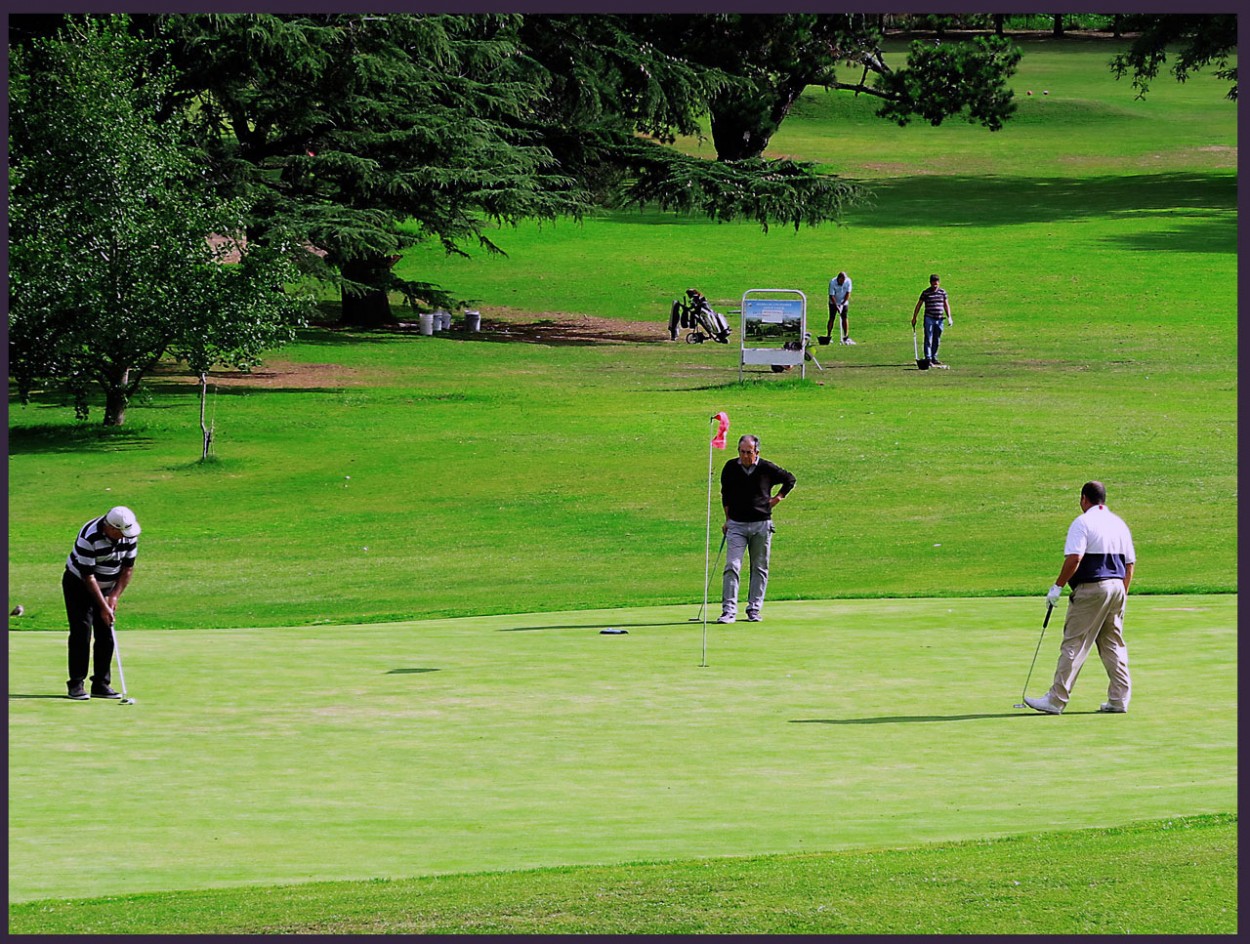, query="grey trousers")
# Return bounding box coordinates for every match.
[1047,578,1131,709]
[722,519,774,619]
